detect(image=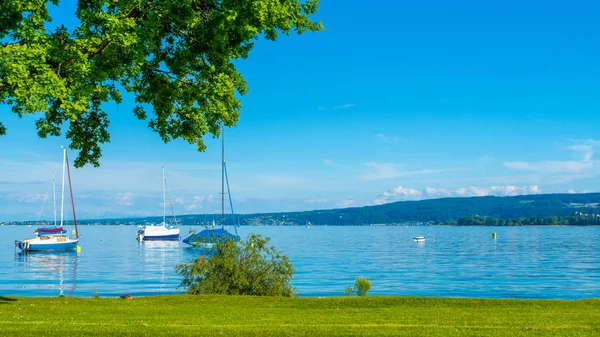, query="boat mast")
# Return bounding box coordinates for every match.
[162,167,166,226]
[65,150,79,238]
[221,125,225,228]
[52,179,56,227]
[60,147,66,228]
